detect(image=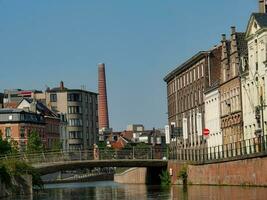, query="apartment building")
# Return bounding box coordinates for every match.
[44,81,98,150]
[164,46,221,148]
[241,11,267,141]
[219,27,247,145]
